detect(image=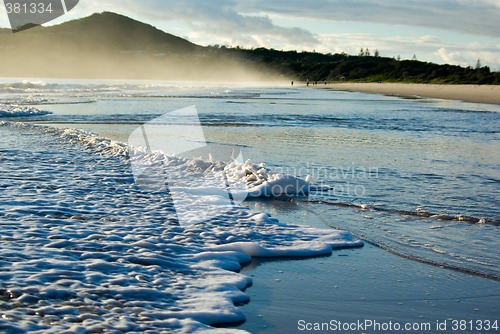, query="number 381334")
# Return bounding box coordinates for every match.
[5,2,54,14]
